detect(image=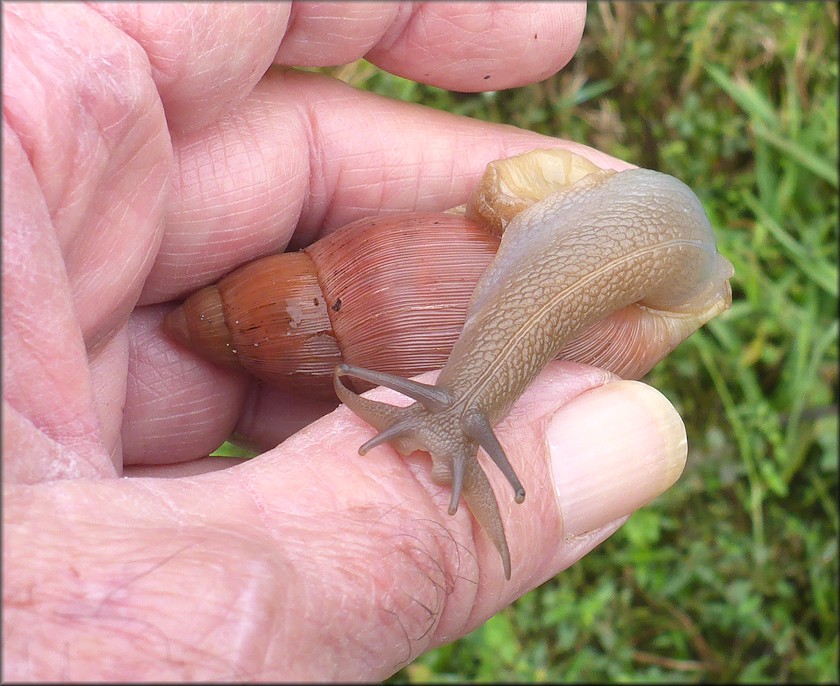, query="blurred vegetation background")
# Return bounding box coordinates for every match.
[317,1,838,682]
